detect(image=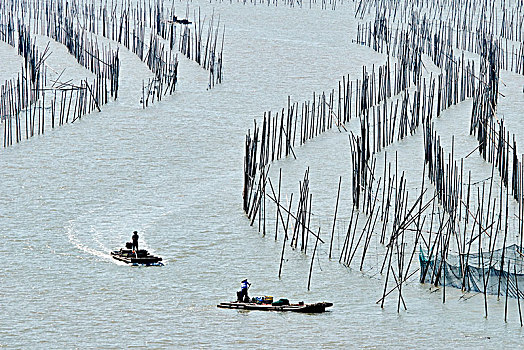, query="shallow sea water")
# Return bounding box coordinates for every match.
[1,1,524,348]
